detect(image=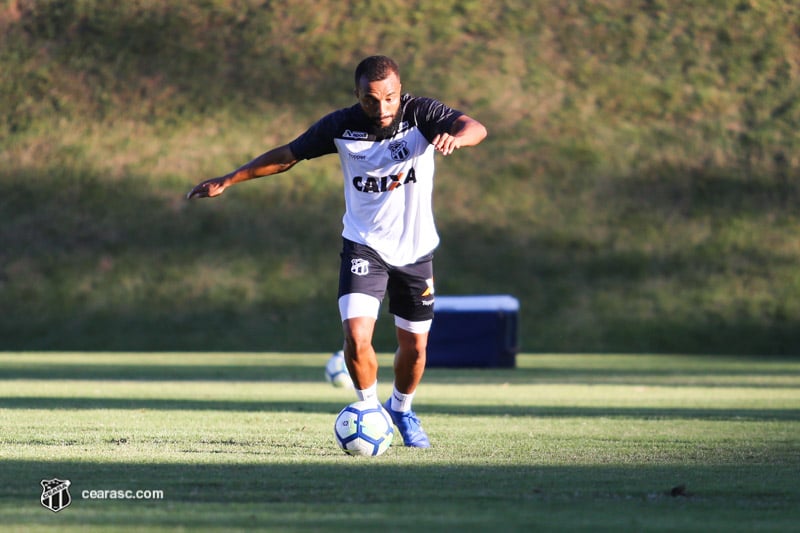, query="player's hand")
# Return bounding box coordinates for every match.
[186,177,228,199]
[431,132,461,156]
